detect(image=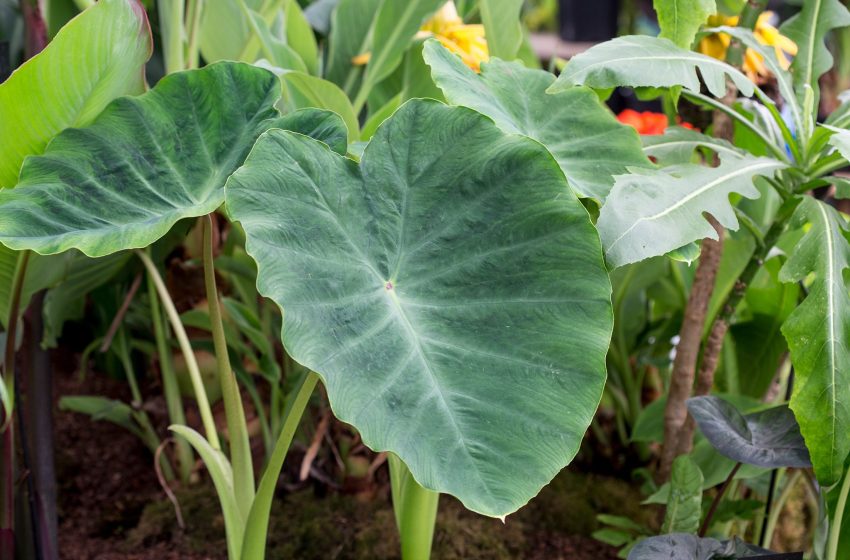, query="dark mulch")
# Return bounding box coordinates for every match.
[52,360,630,560]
